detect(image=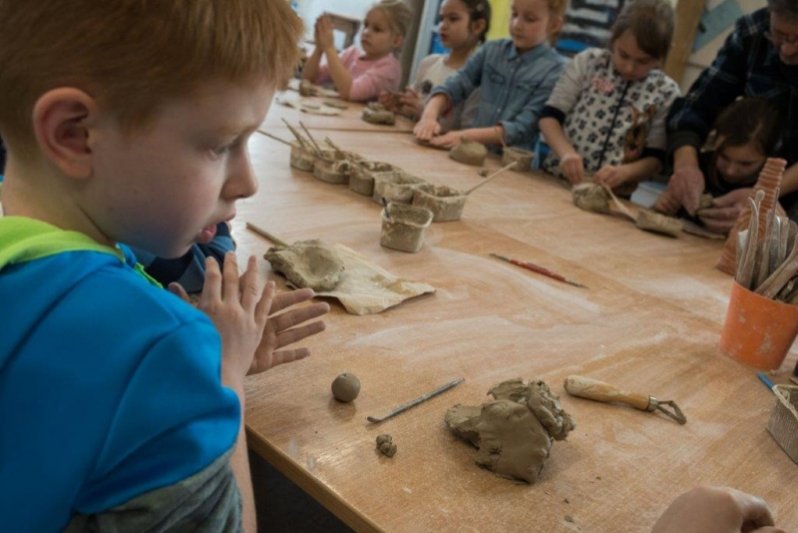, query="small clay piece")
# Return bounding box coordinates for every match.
[331,373,361,402]
[501,147,535,172]
[572,183,611,214]
[445,378,574,484]
[449,138,487,166]
[264,239,345,291]
[412,183,467,222]
[313,150,353,185]
[289,140,316,172]
[380,202,433,253]
[376,434,397,457]
[698,193,714,211]
[349,160,394,196]
[372,170,425,204]
[635,209,682,237]
[362,102,396,125]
